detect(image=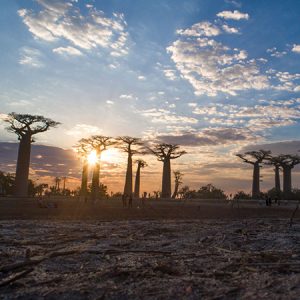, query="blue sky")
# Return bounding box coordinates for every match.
[1,0,300,192]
